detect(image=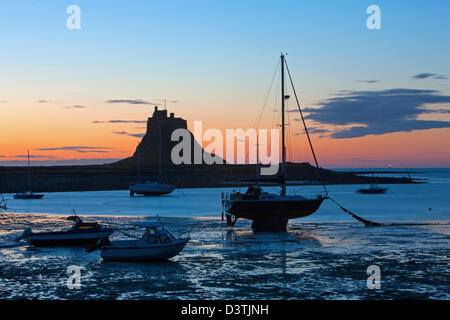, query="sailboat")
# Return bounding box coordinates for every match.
[129,124,175,197]
[221,54,326,232]
[14,150,44,199]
